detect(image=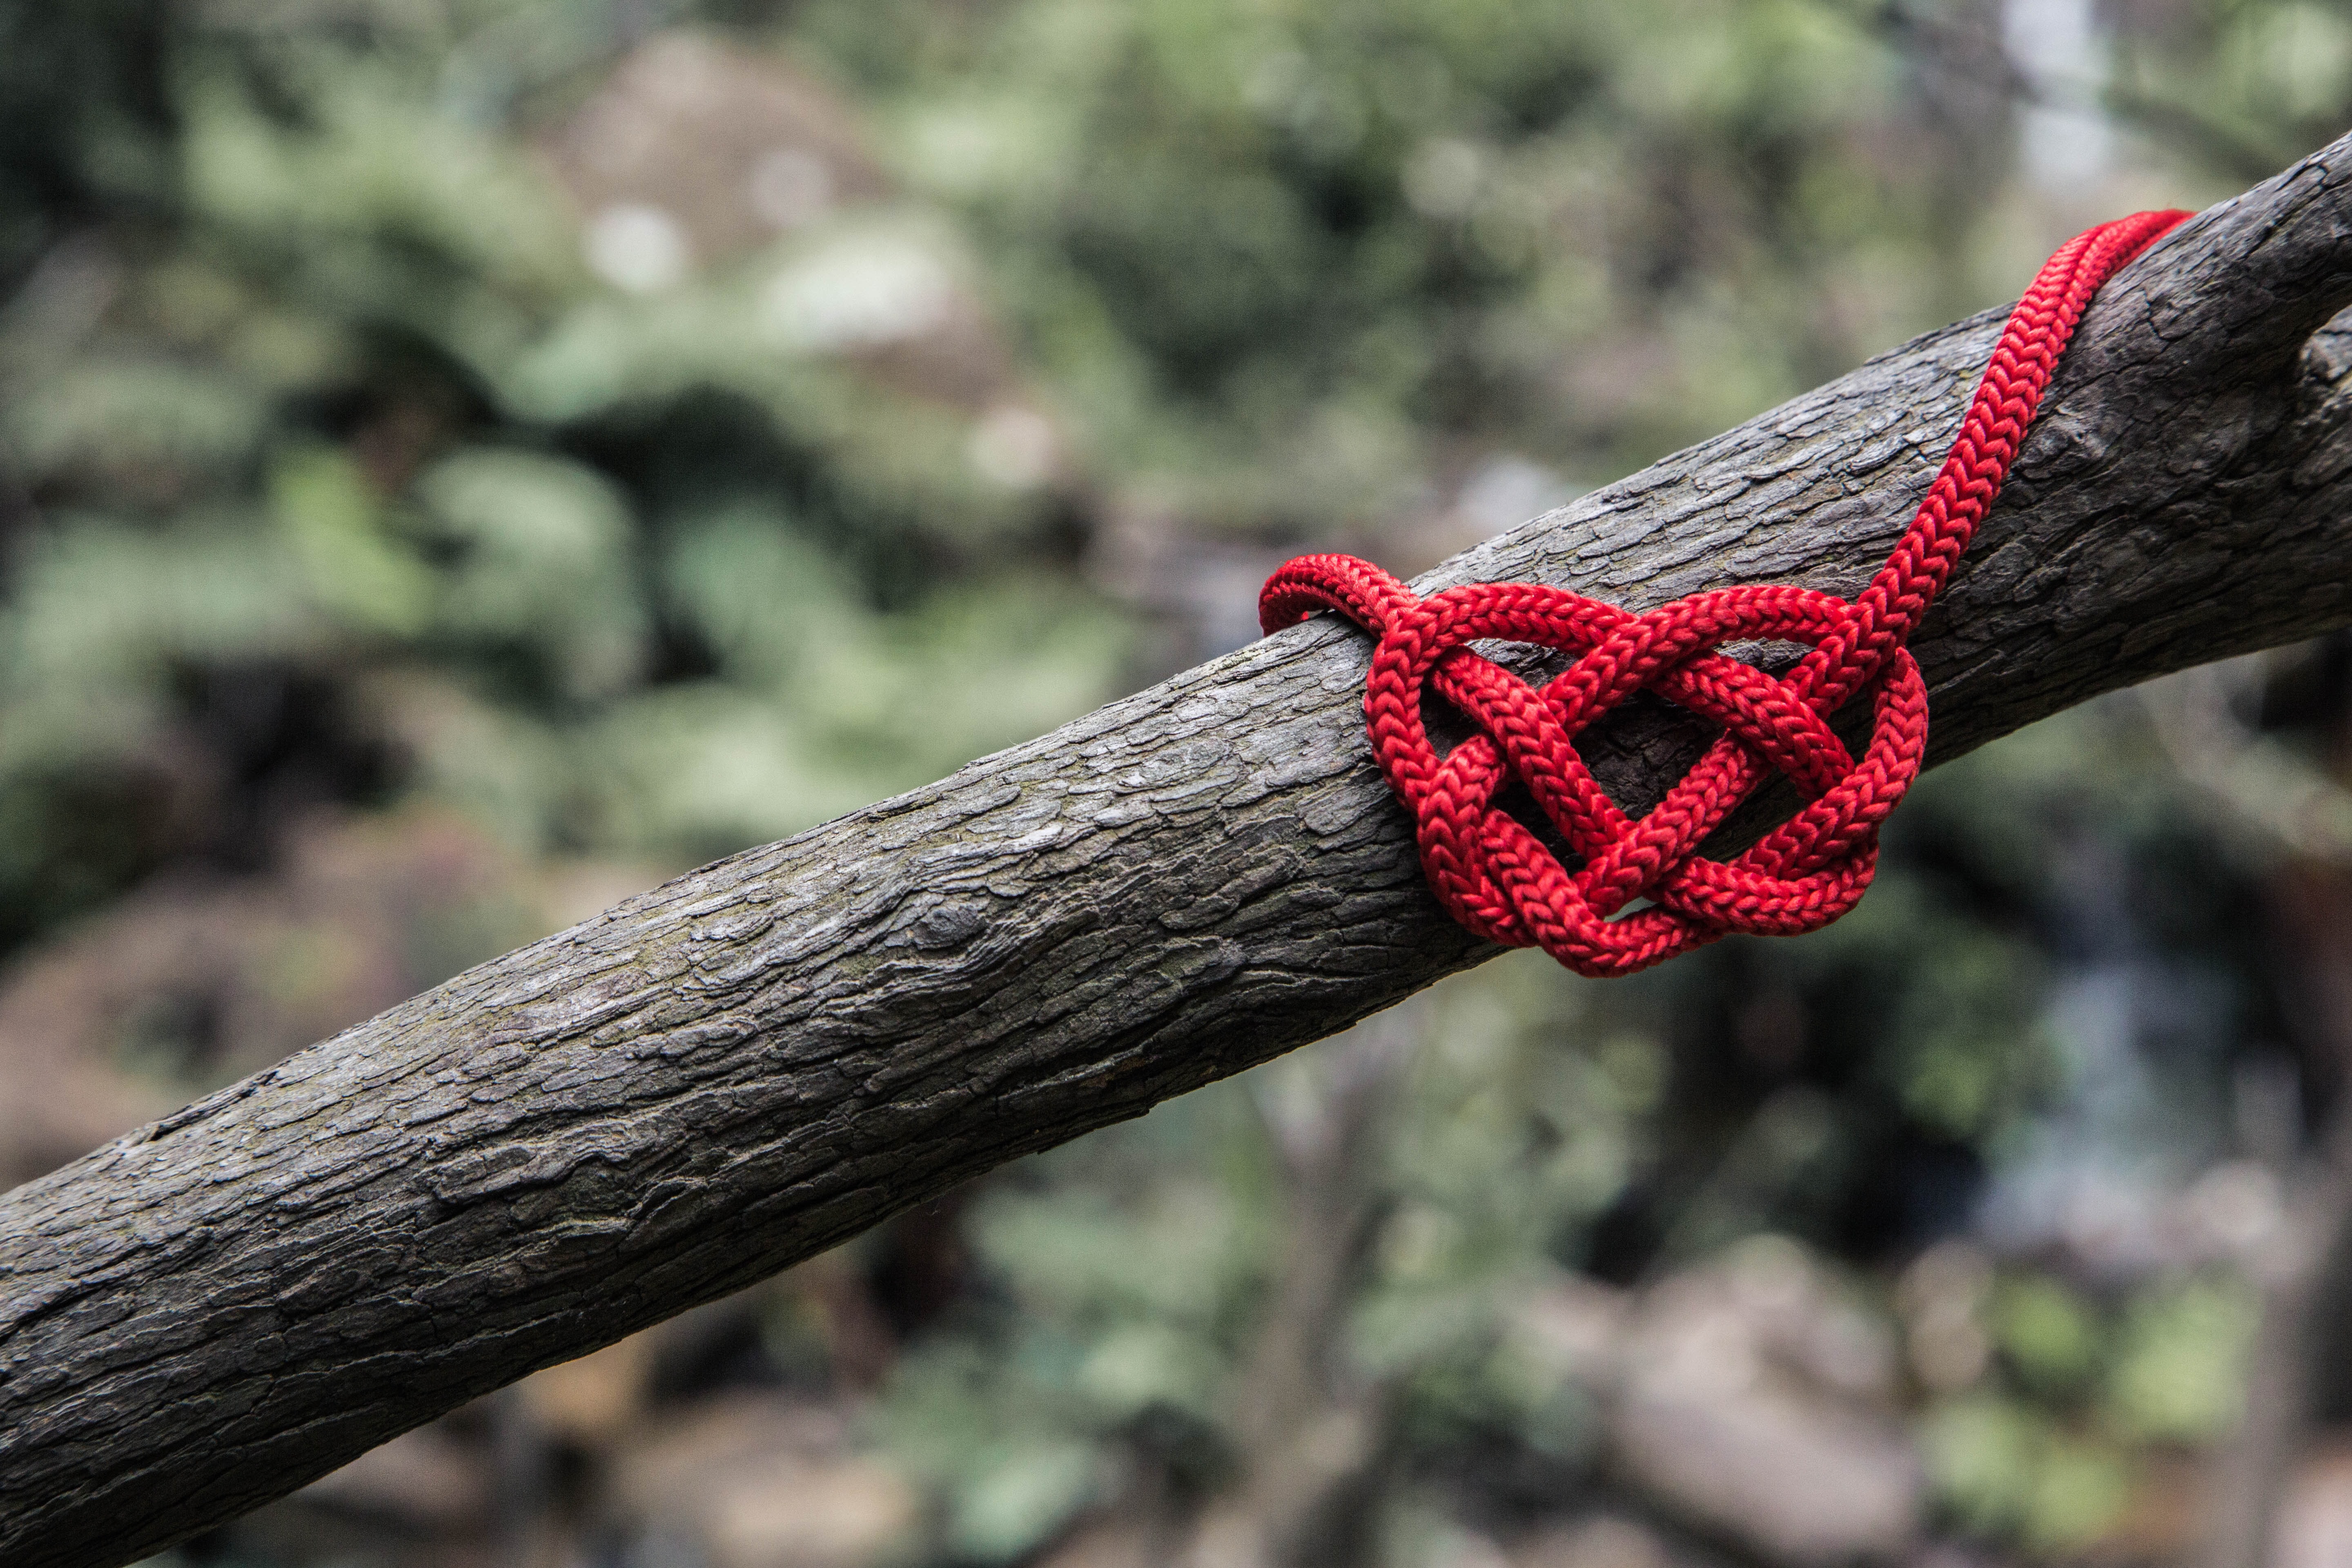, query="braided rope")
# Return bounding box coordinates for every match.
[1259,210,2189,978]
